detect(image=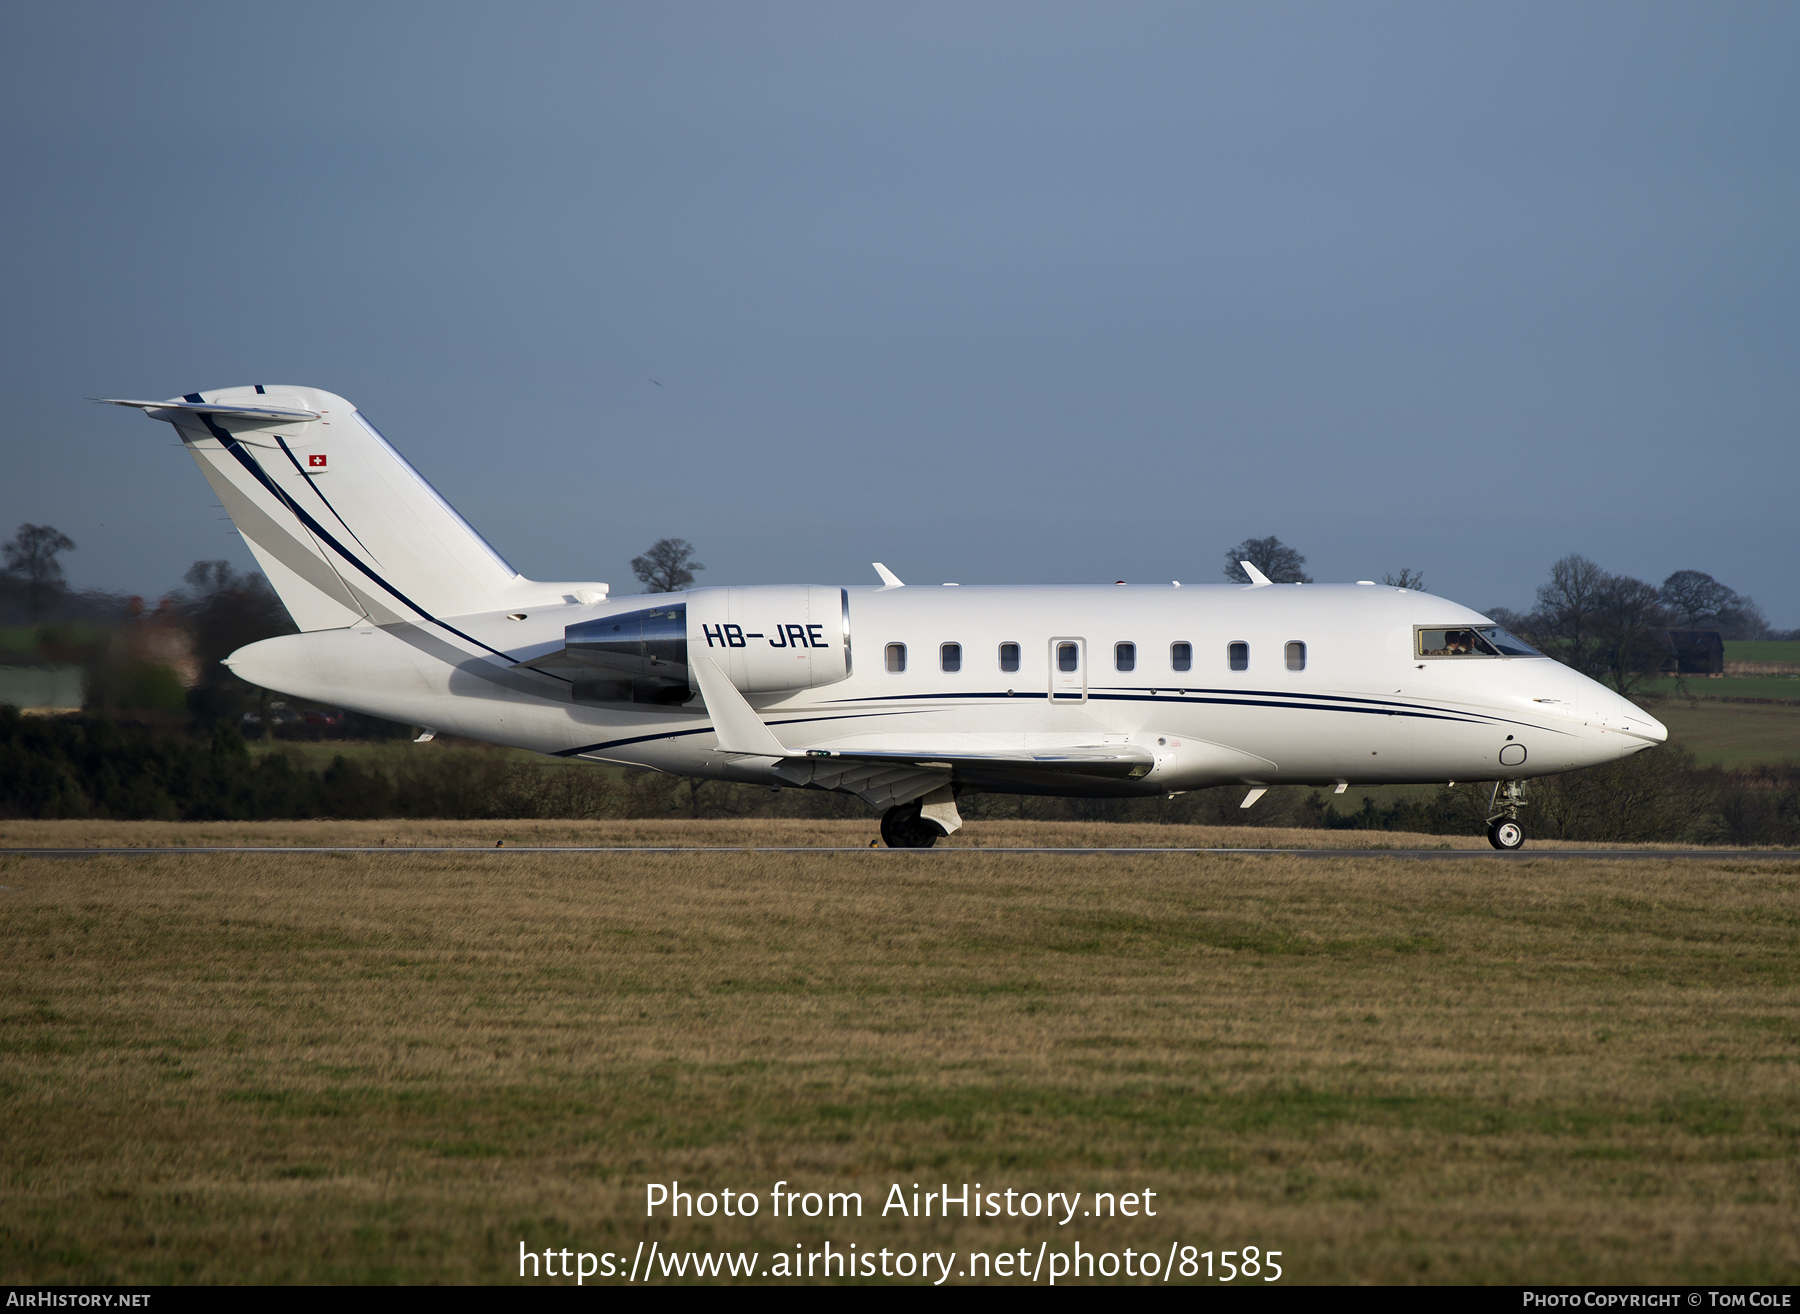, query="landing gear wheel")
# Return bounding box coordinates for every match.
[880,802,946,849]
[1487,819,1526,851]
